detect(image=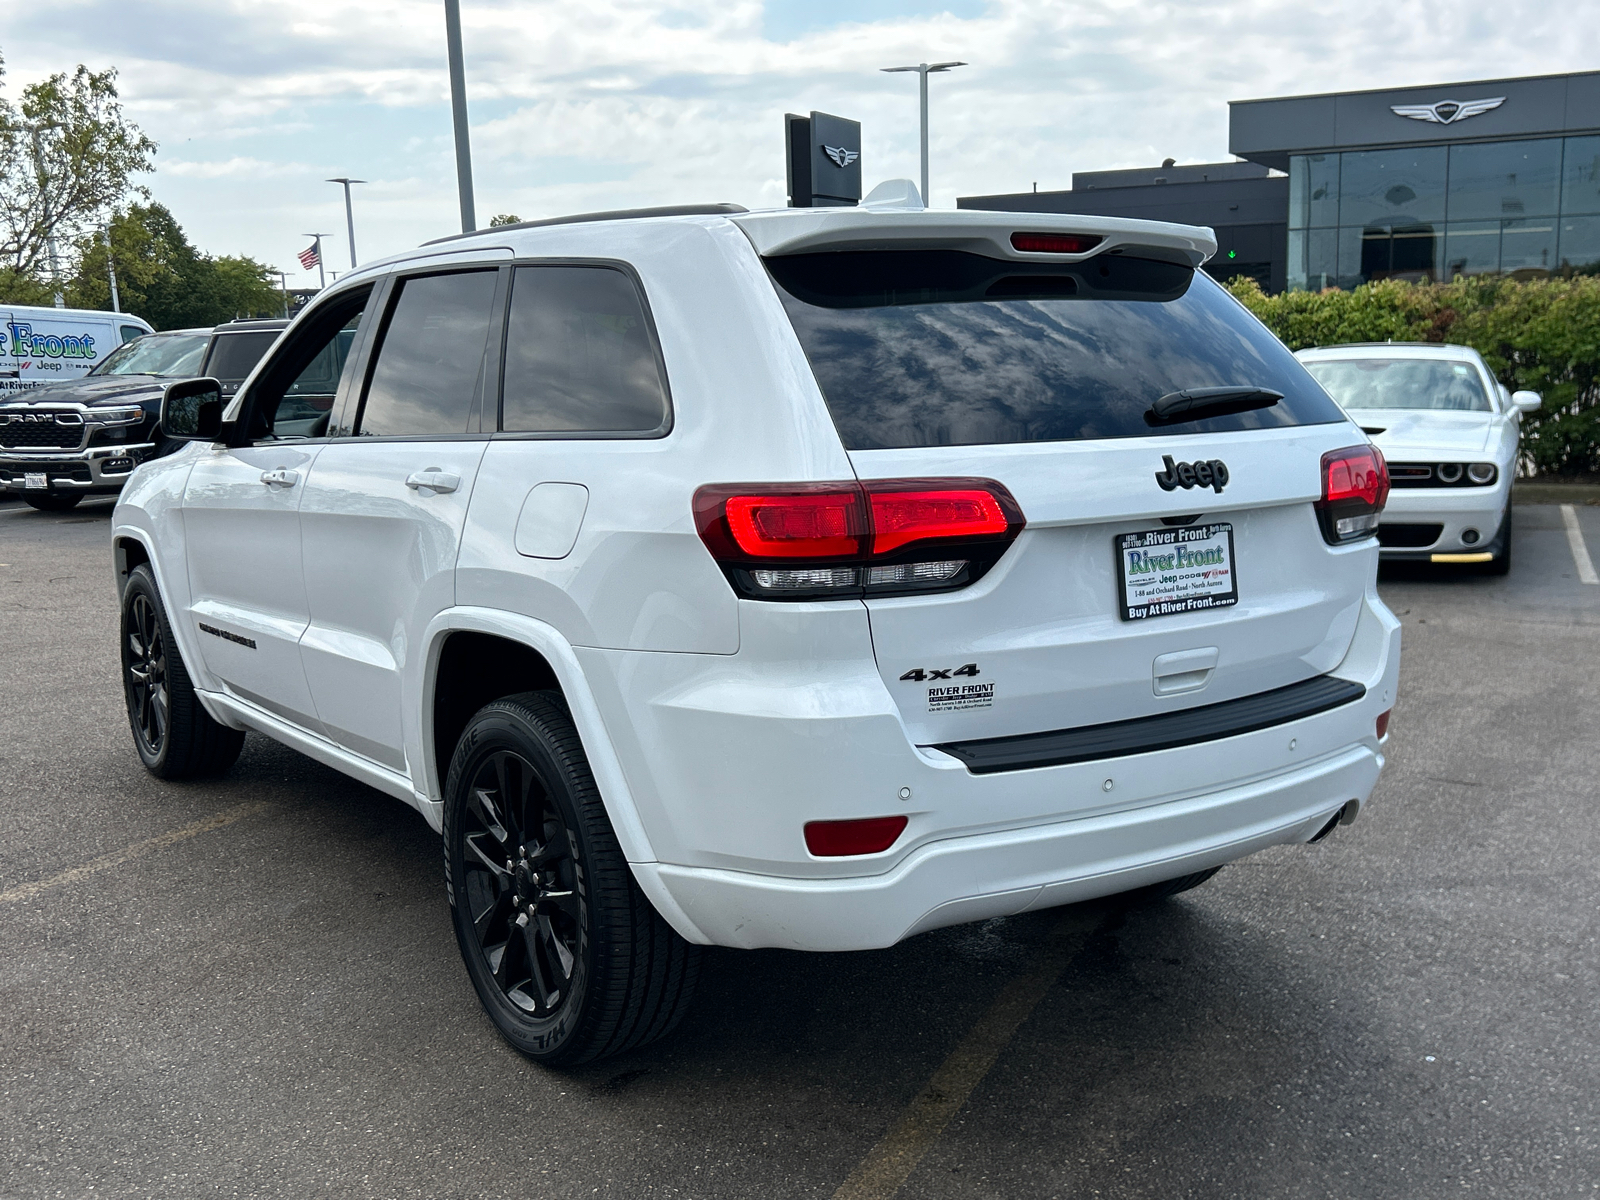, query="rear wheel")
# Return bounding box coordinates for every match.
[443,692,700,1066]
[1111,866,1223,907]
[120,564,246,778]
[22,493,81,512]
